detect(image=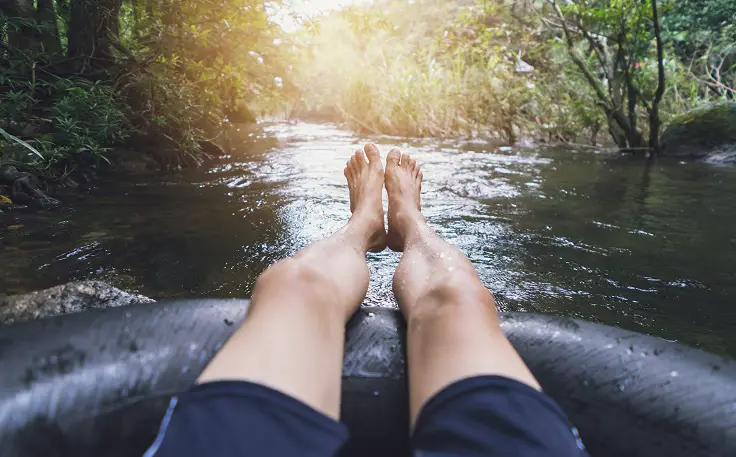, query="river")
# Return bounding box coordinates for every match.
[2,123,736,357]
